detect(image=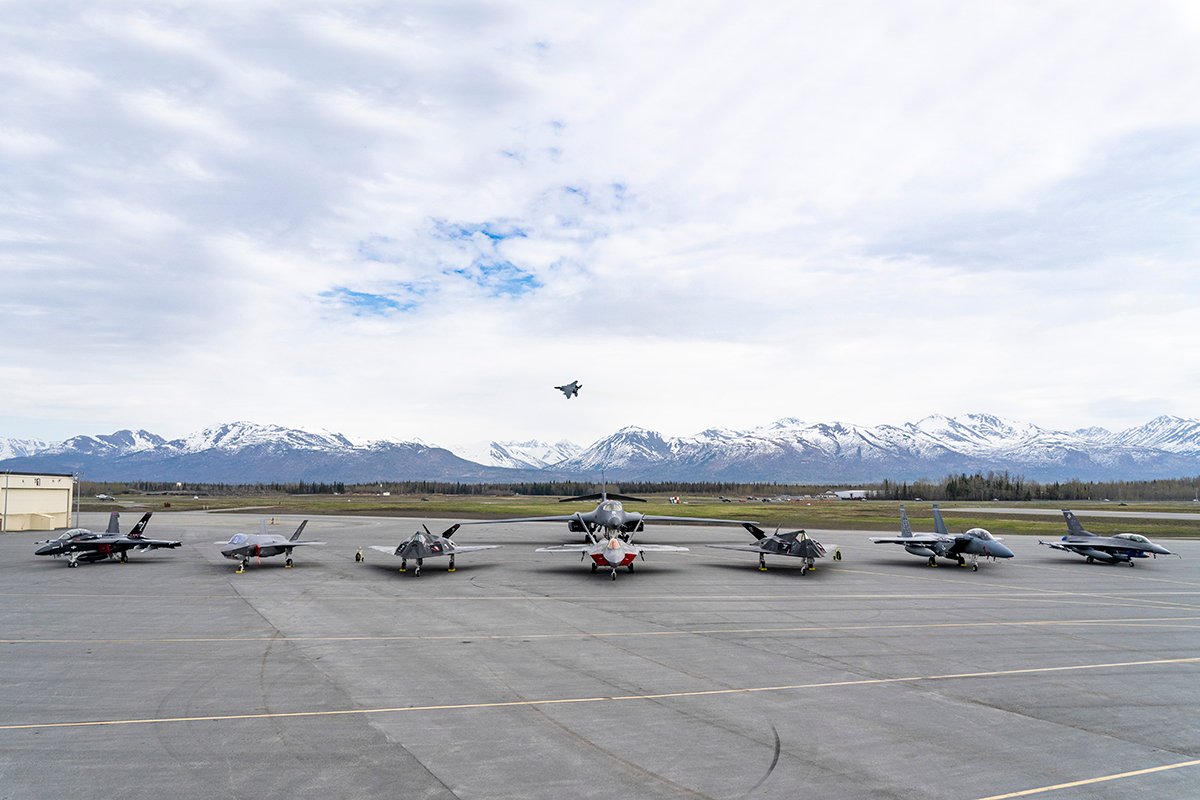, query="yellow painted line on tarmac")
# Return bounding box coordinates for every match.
[975,758,1200,799]
[3,615,1200,646]
[2,656,1196,732]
